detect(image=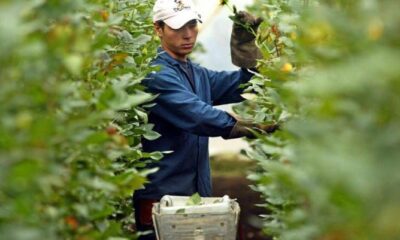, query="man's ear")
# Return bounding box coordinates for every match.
[154,23,163,38]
